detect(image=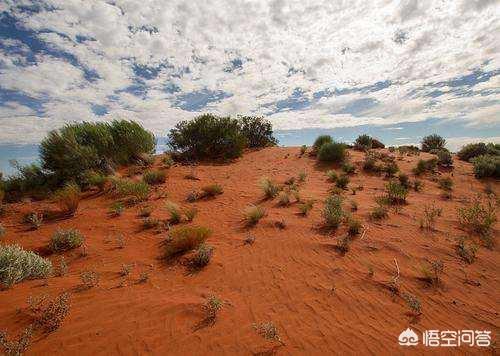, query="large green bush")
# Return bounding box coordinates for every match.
[0,245,52,287]
[40,120,155,184]
[1,162,55,201]
[313,135,333,152]
[421,134,446,152]
[354,134,372,150]
[318,142,347,163]
[457,142,499,161]
[471,155,500,178]
[168,114,277,160]
[238,116,278,148]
